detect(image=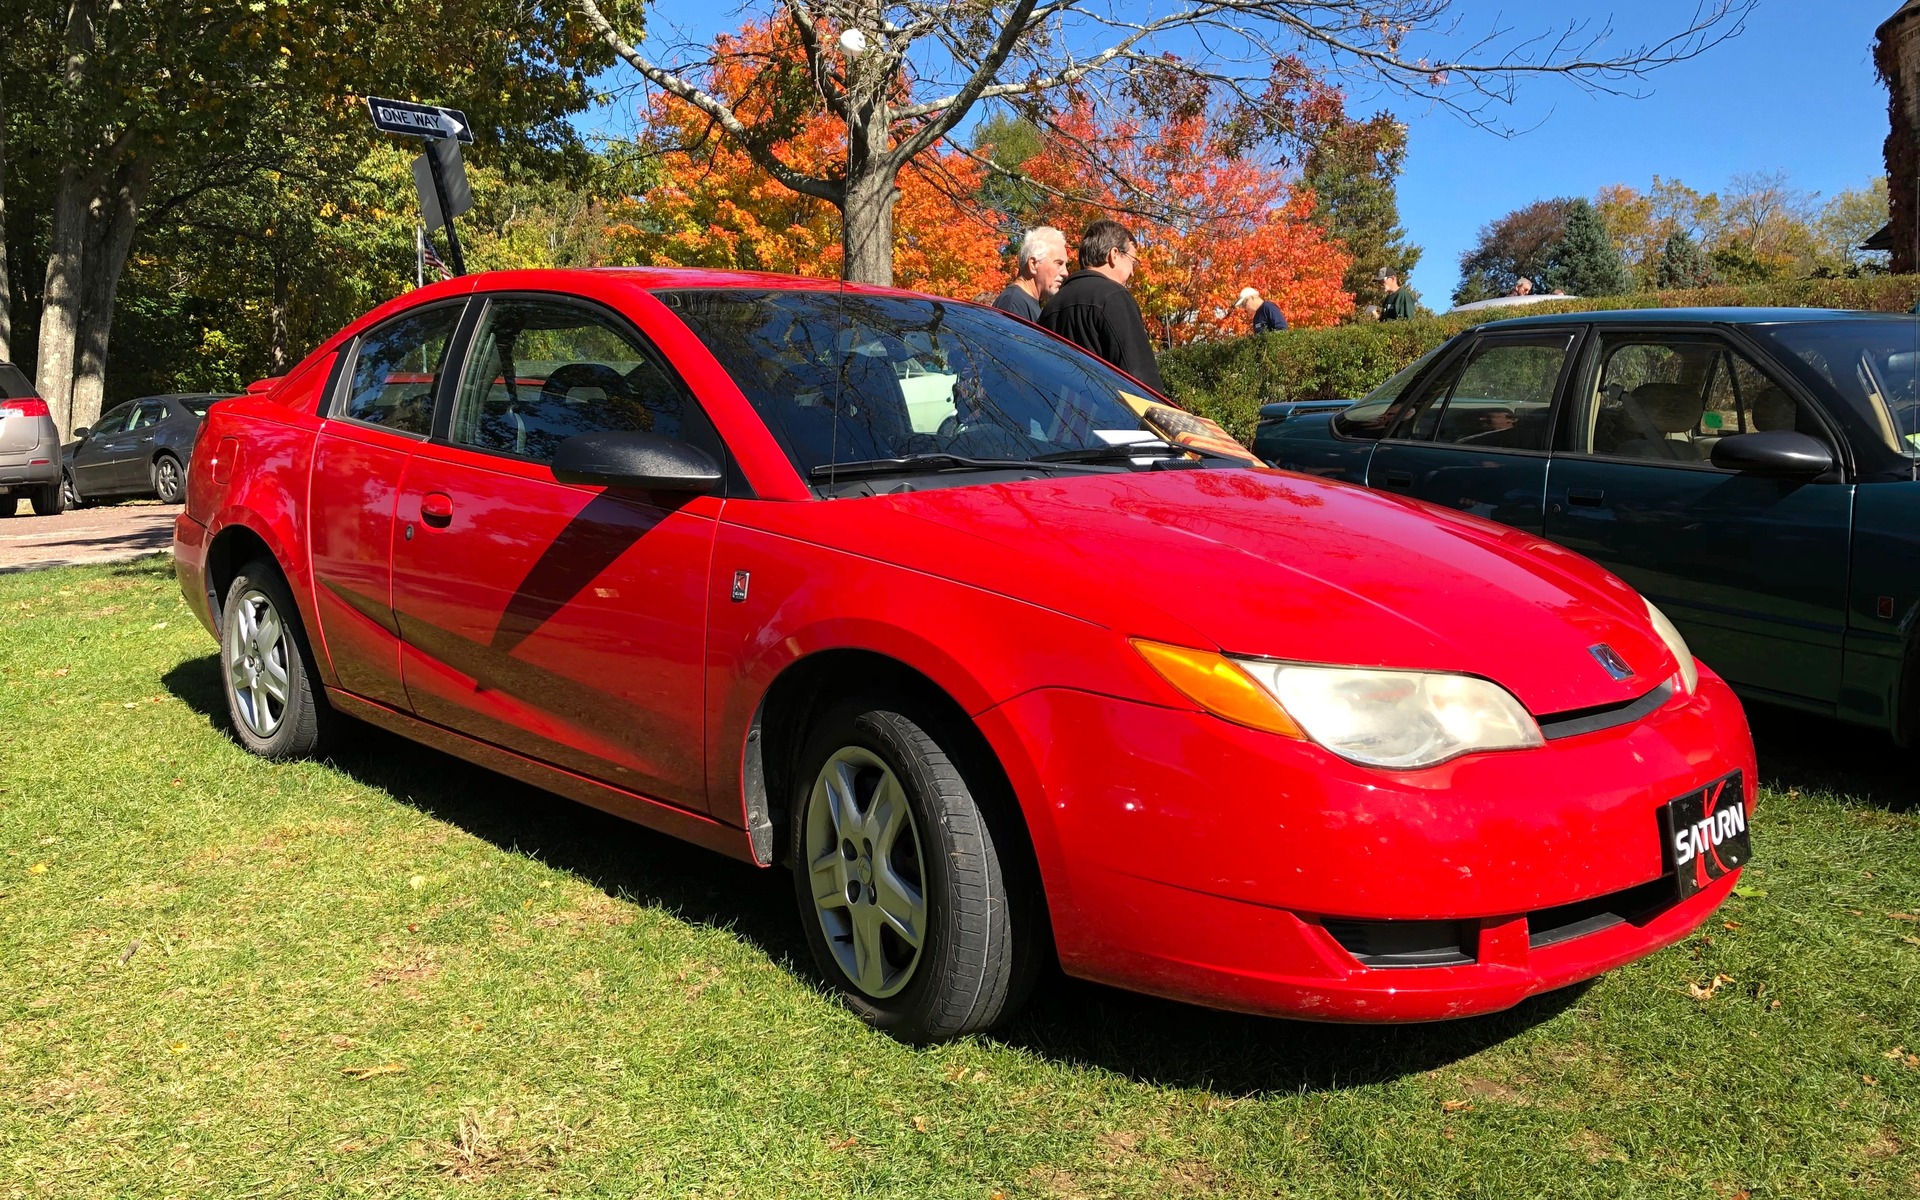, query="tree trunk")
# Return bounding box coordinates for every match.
[270,250,290,373]
[840,42,898,287]
[0,71,12,362]
[68,156,151,433]
[37,168,88,430]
